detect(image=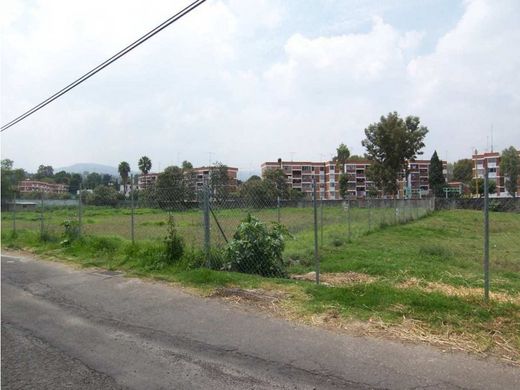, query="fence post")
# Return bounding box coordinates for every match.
[320,196,324,247]
[203,184,211,267]
[277,195,281,224]
[39,191,44,239]
[131,174,135,244]
[483,163,490,302]
[367,197,371,232]
[312,178,320,285]
[12,193,17,235]
[347,198,351,241]
[78,184,82,237]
